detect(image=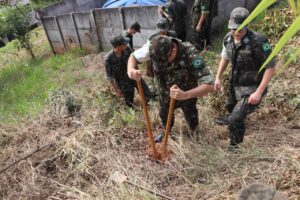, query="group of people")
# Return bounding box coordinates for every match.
[104,3,276,150]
